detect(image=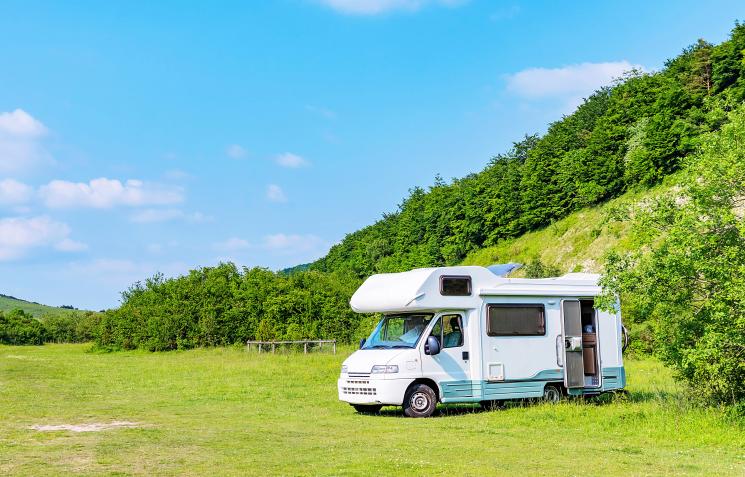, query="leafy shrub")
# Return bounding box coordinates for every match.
[0,309,46,345]
[41,311,101,343]
[522,258,561,278]
[96,264,362,351]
